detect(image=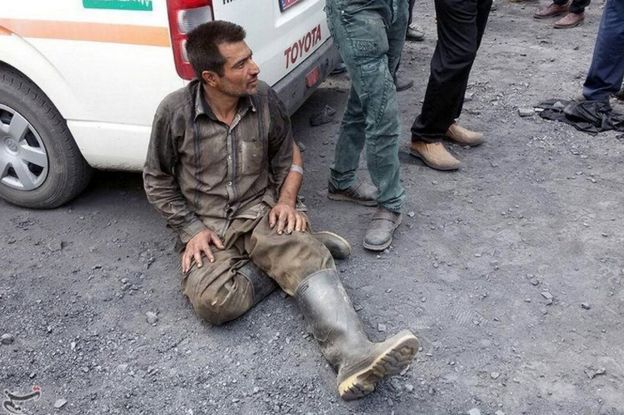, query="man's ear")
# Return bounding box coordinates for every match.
[201,70,219,87]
